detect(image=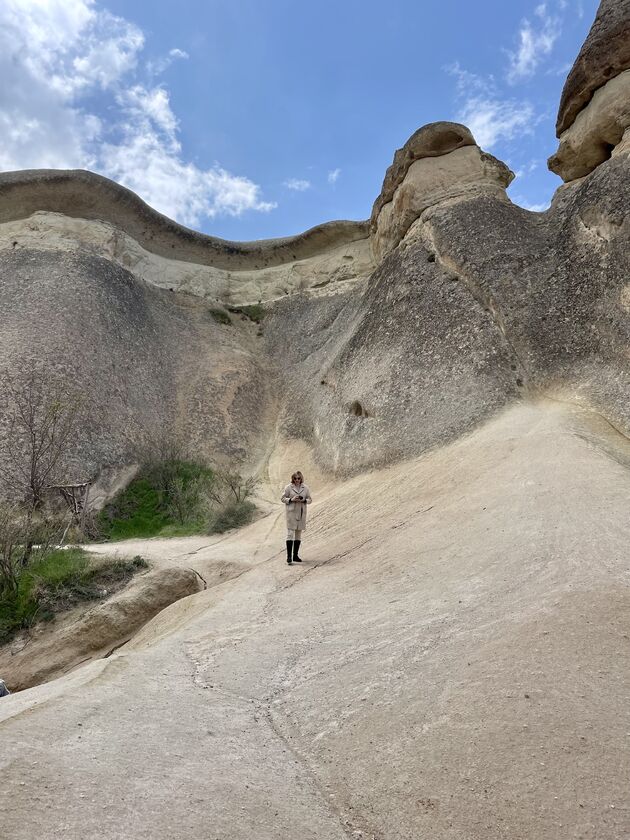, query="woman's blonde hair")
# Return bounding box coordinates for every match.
[291,470,304,483]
